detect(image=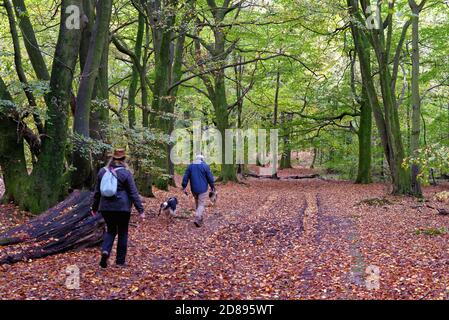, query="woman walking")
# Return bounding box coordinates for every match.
[91,149,145,268]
